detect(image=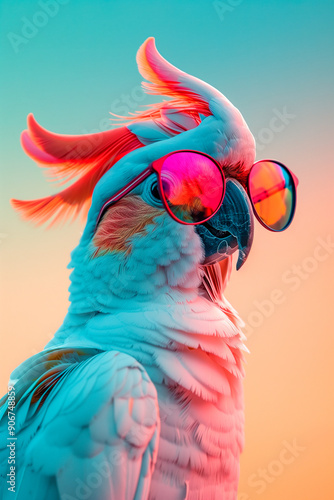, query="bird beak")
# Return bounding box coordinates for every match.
[195,179,254,270]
